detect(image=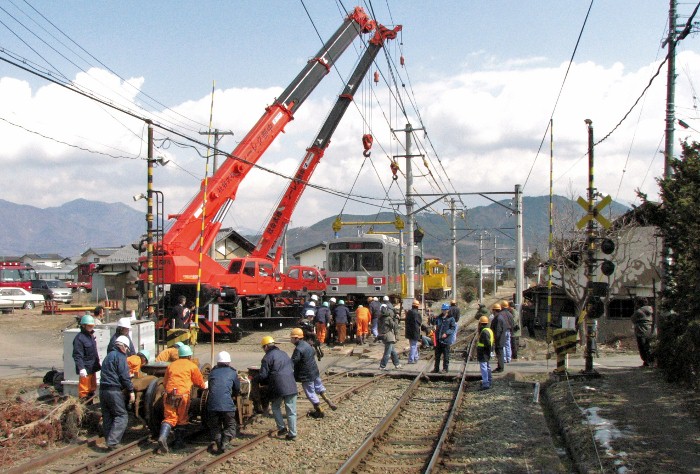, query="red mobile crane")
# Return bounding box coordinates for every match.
[254,23,402,312]
[152,8,376,332]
